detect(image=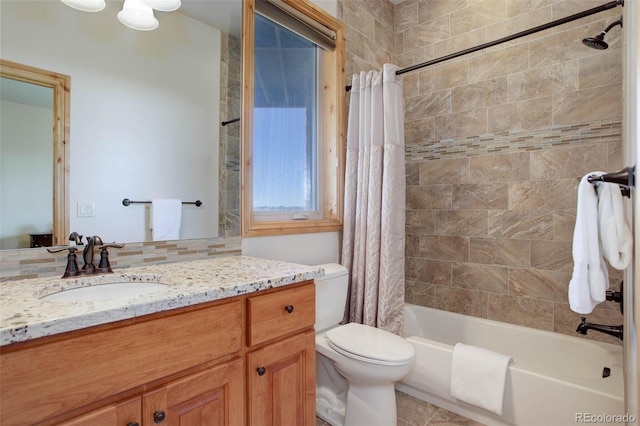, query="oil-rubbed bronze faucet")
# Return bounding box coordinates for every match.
[48,235,124,278]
